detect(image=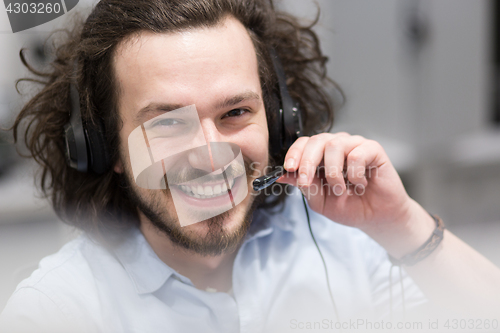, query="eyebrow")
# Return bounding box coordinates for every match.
[134,90,261,123]
[215,91,261,110]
